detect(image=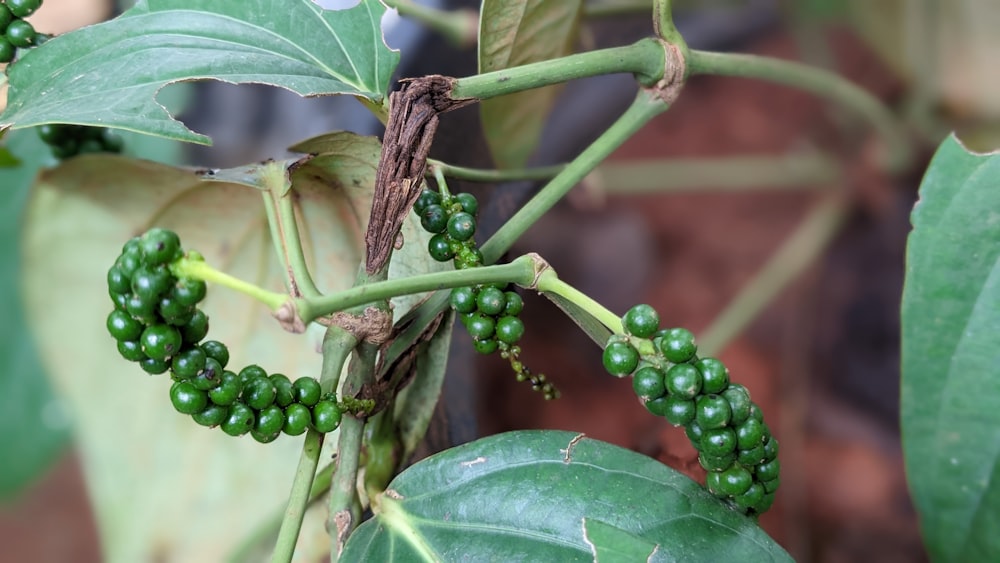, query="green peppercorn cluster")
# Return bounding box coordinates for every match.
[603,304,780,516]
[0,0,42,63]
[413,188,558,399]
[37,124,124,160]
[106,228,342,443]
